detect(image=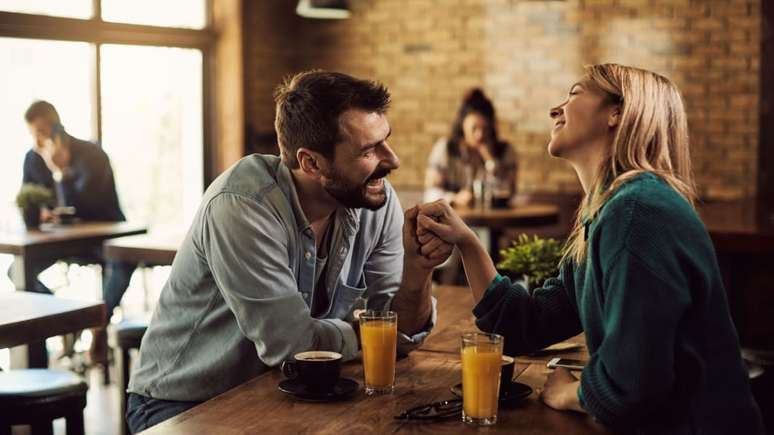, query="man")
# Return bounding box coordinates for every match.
[15,100,136,363]
[126,71,452,432]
